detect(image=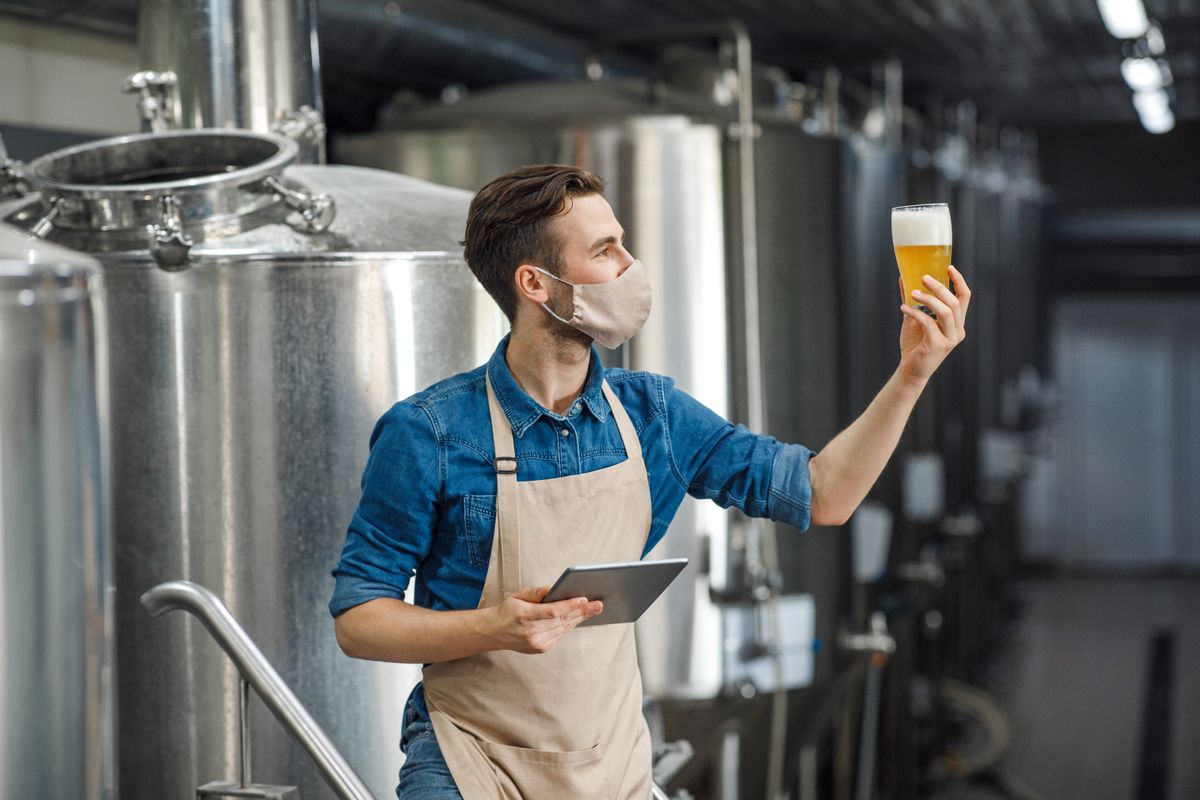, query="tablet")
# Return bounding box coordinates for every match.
[541,558,688,626]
